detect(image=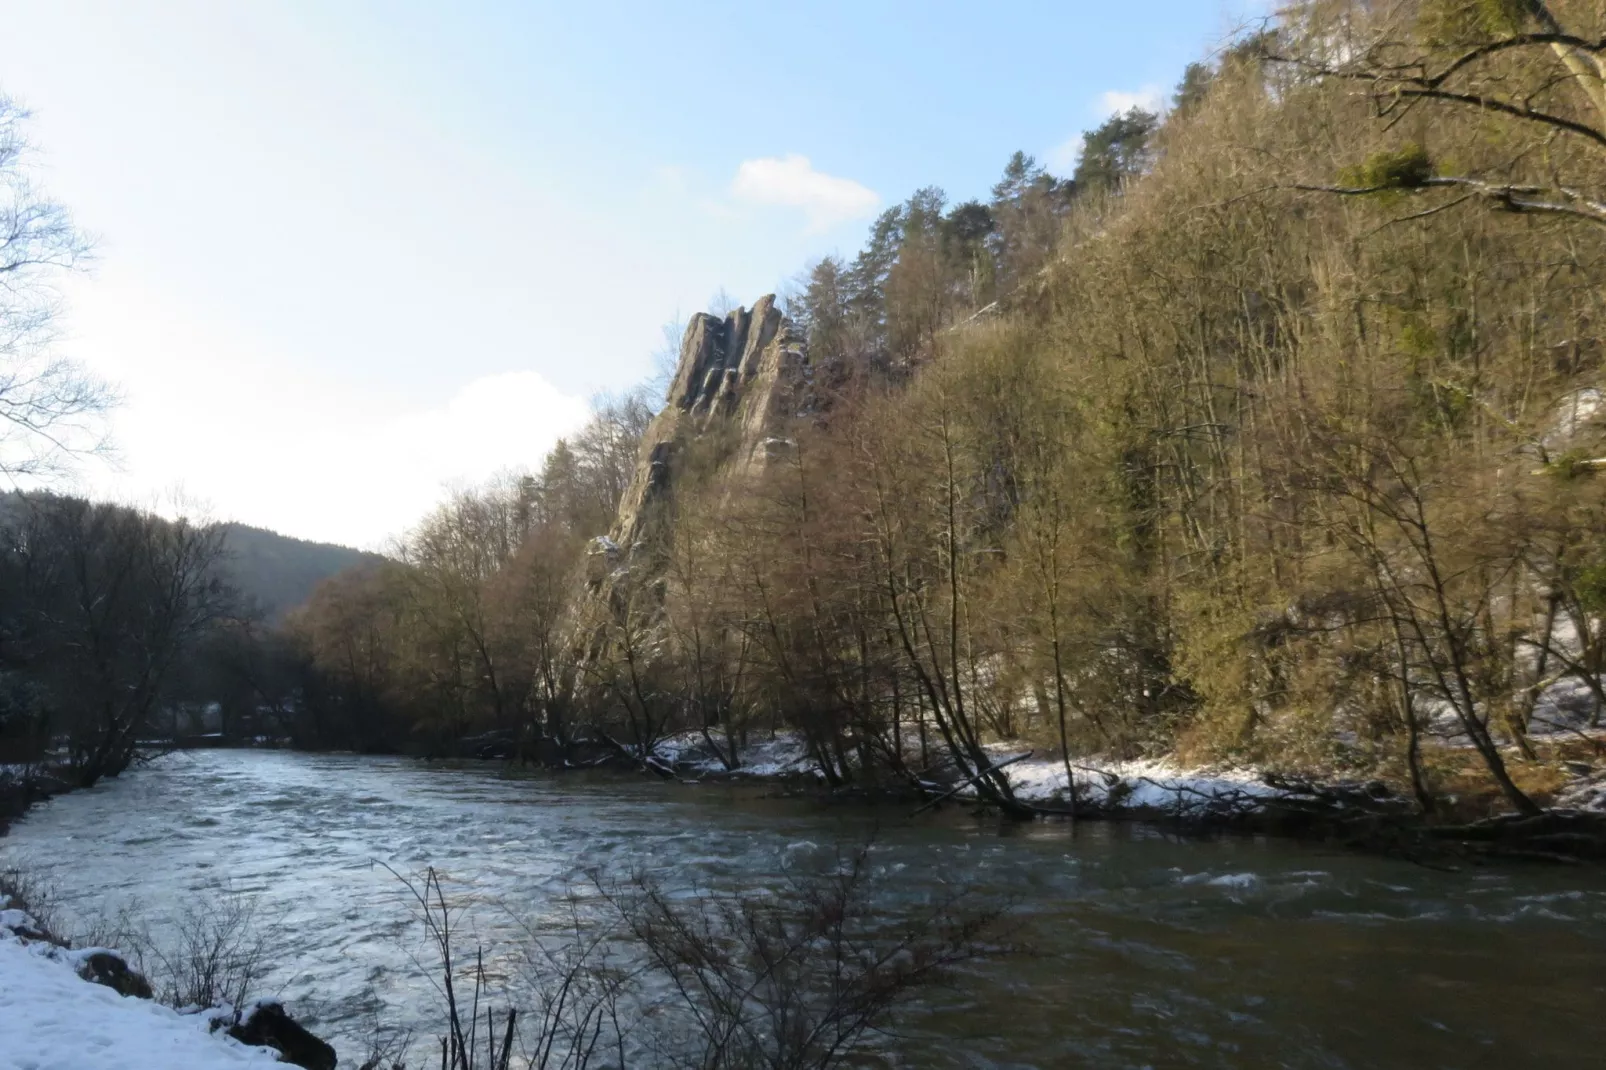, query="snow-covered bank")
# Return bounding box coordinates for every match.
[994,752,1292,816]
[654,729,1329,815]
[651,730,1606,819]
[0,896,330,1070]
[655,731,813,779]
